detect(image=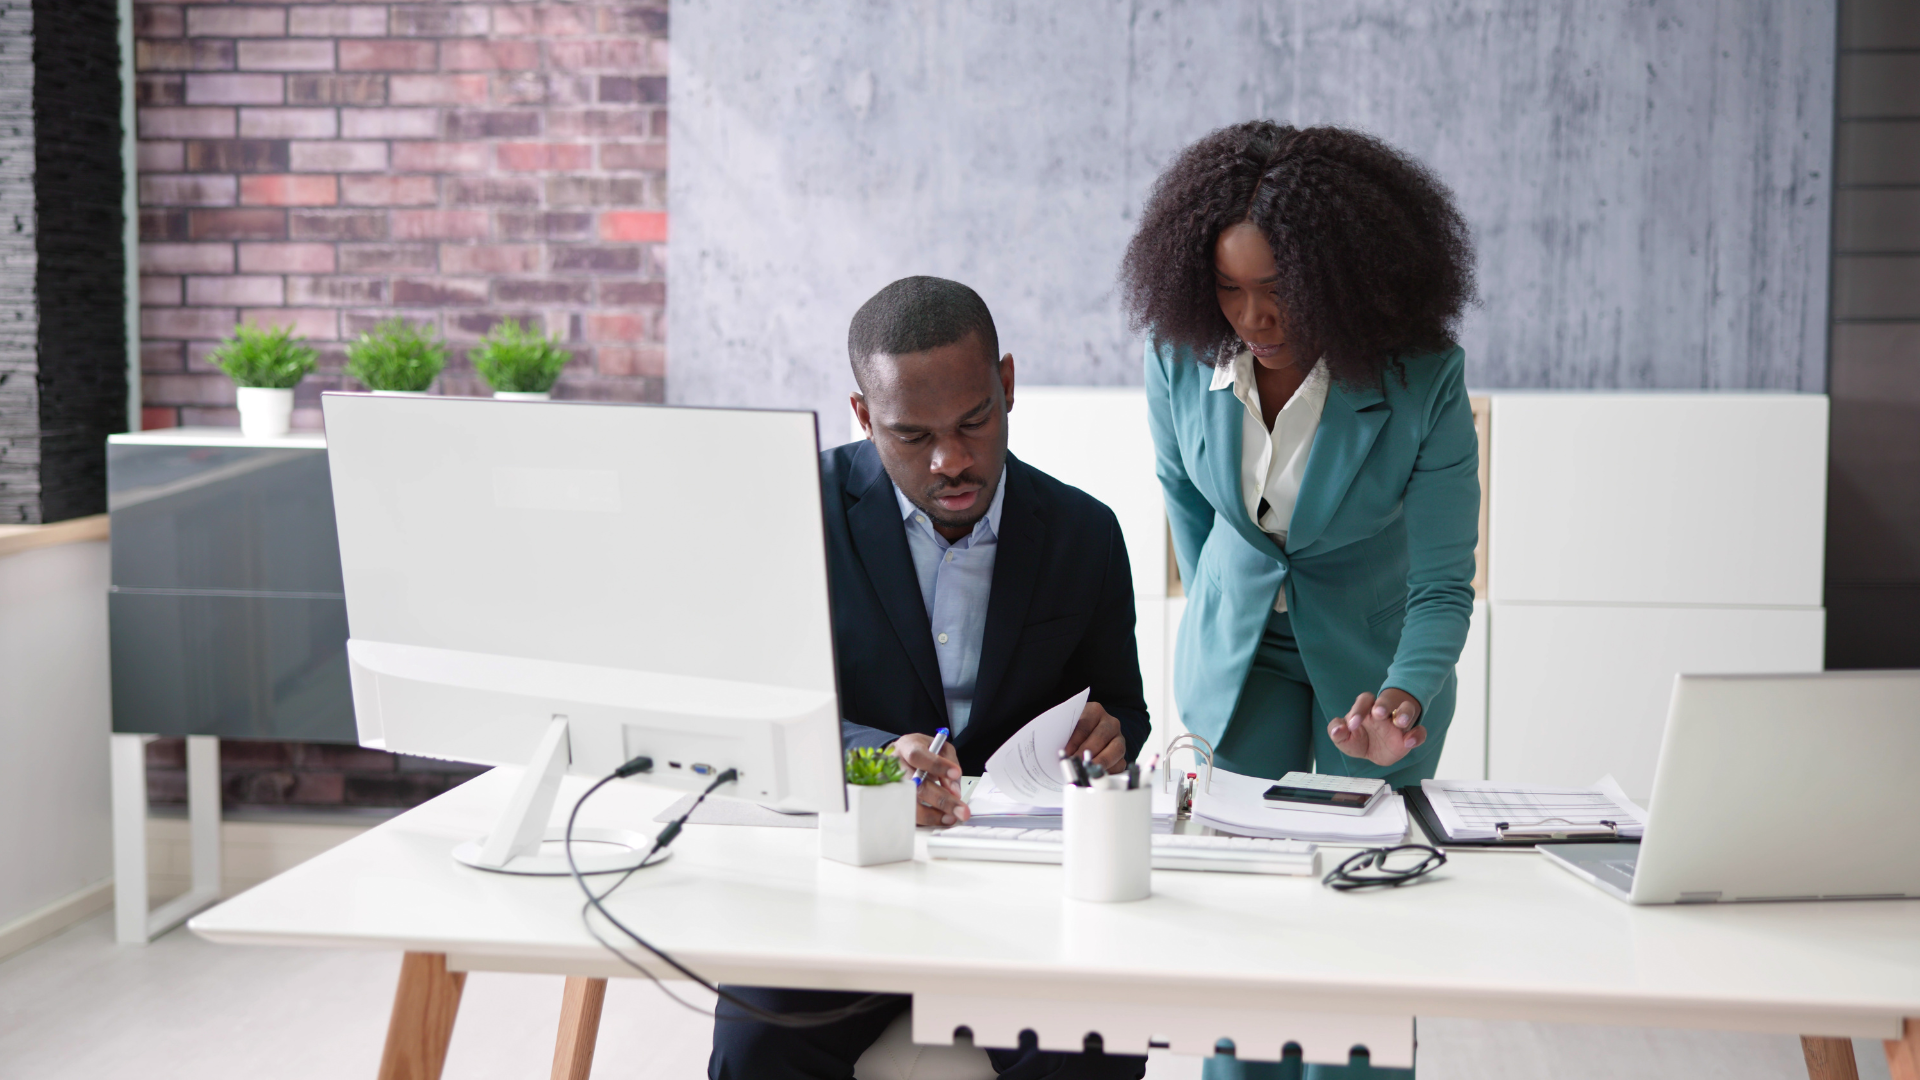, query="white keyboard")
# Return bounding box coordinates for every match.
[927,827,1320,876]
